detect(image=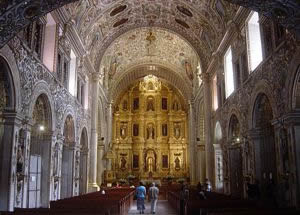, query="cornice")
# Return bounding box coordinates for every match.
[206,7,250,75]
[54,8,86,57]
